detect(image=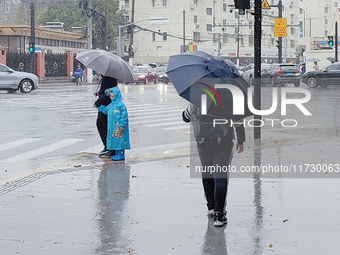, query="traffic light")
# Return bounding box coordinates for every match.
[29,43,35,53]
[234,0,250,15]
[327,36,334,47]
[276,40,280,49]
